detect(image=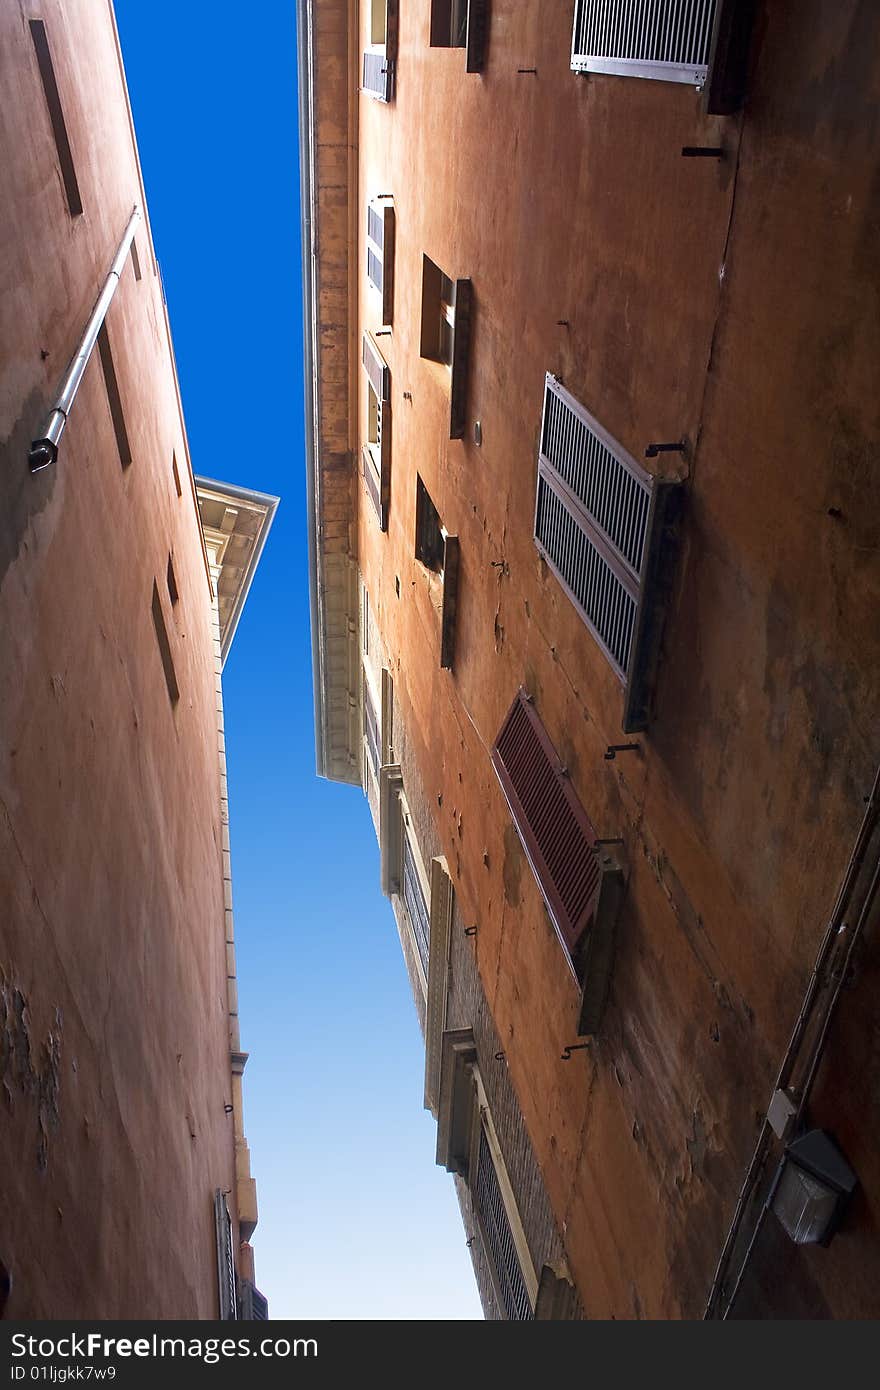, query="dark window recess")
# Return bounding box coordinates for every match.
[166,555,179,606]
[363,678,381,780]
[402,833,430,977]
[97,324,132,469]
[213,1191,237,1322]
[151,581,179,706]
[431,0,467,46]
[171,450,182,497]
[430,0,489,70]
[130,238,142,282]
[29,20,83,217]
[474,1125,532,1321]
[534,374,682,732]
[415,477,444,571]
